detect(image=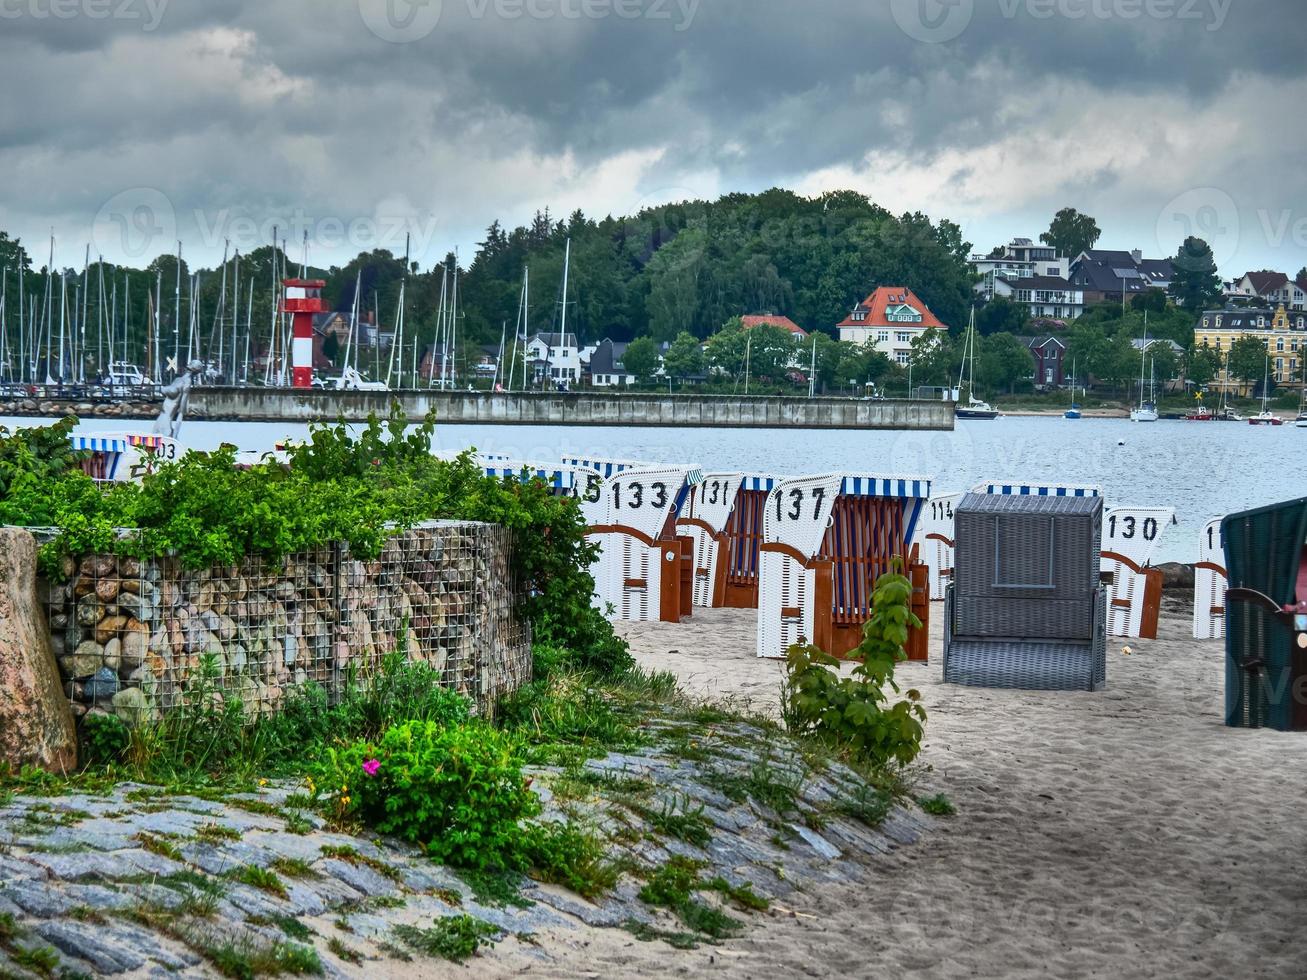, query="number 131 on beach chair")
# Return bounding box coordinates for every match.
[756,474,932,661]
